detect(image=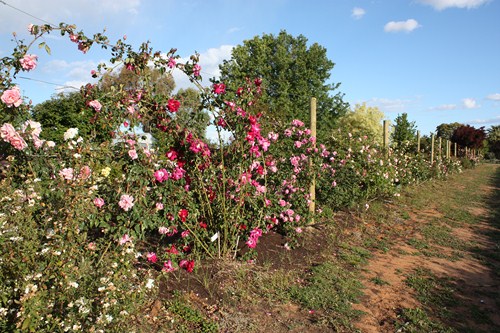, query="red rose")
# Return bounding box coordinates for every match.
[167,99,180,113]
[178,209,189,222]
